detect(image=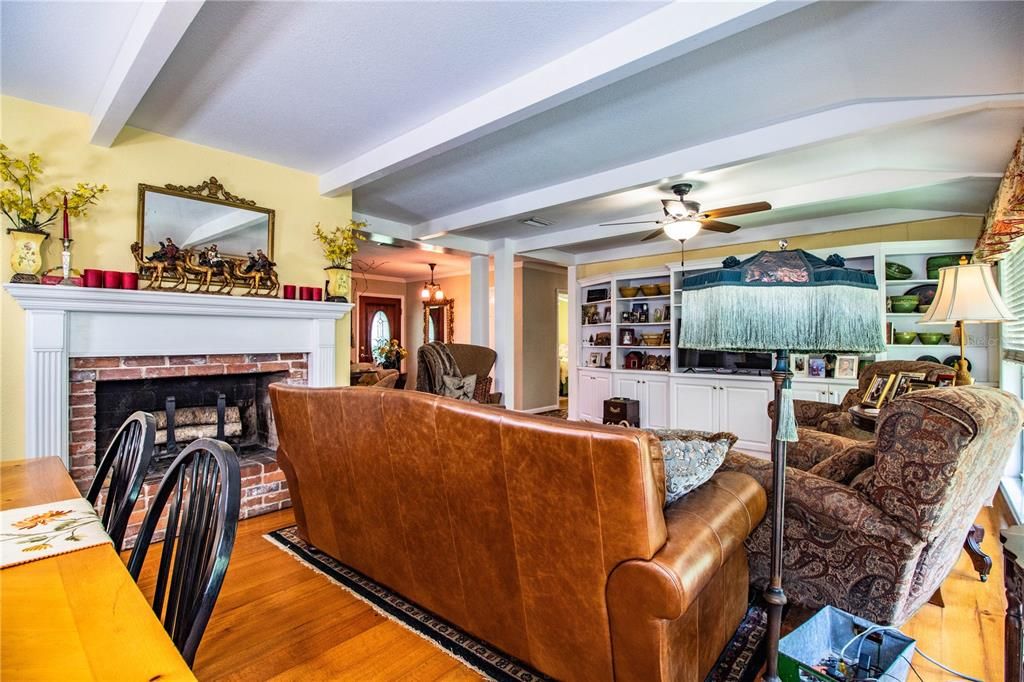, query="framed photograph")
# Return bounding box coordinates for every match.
[791,354,809,377]
[862,374,895,408]
[808,357,826,378]
[661,329,672,345]
[603,307,611,322]
[621,311,632,323]
[935,372,956,387]
[835,355,859,380]
[619,328,635,346]
[890,371,927,401]
[653,307,663,323]
[594,332,611,347]
[588,352,602,367]
[906,379,939,394]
